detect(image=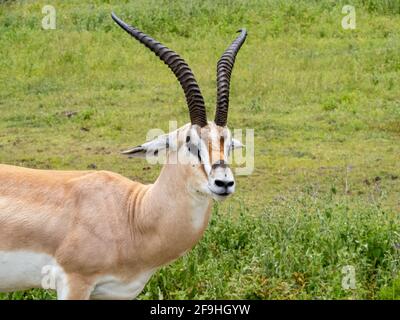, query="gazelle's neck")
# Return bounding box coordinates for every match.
[132,162,212,267]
